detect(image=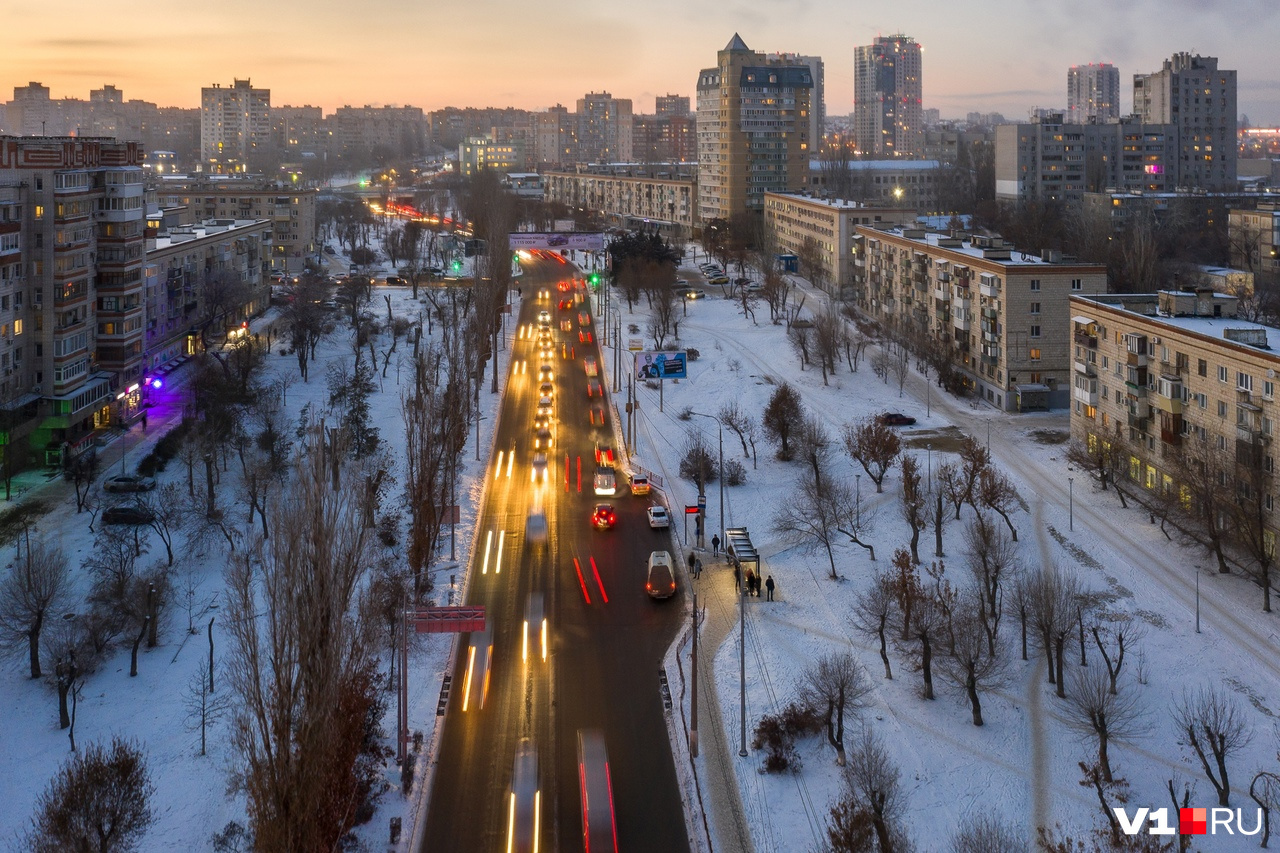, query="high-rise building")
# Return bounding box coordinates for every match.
[329,105,429,161]
[0,136,148,465]
[1067,63,1120,123]
[576,92,633,164]
[696,34,814,222]
[853,35,923,158]
[200,79,271,171]
[535,105,577,169]
[1134,53,1237,190]
[773,54,825,152]
[654,95,690,117]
